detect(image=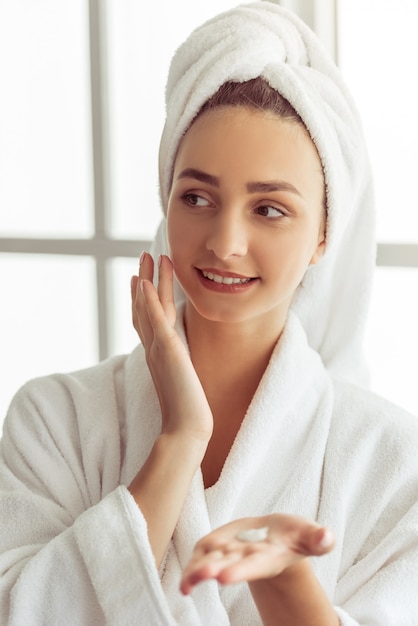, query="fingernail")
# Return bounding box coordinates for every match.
[319,528,334,549]
[139,251,145,266]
